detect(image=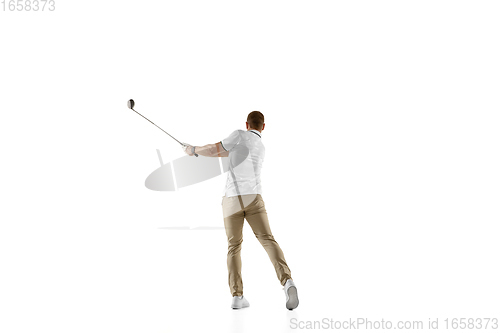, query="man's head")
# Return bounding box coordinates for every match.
[246,111,265,132]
